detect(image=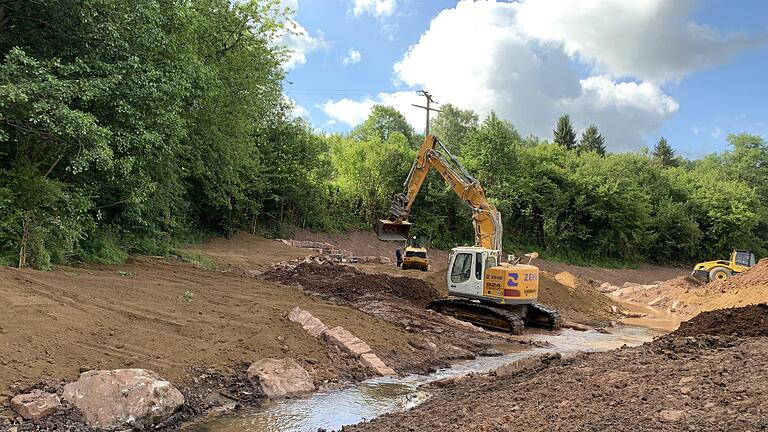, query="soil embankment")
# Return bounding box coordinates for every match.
[613,258,768,319]
[348,304,768,432]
